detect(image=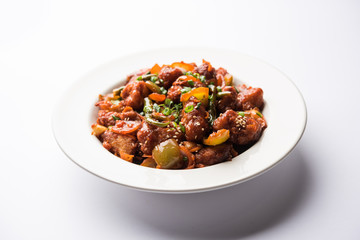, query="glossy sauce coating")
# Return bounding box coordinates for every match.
[92,60,267,169]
